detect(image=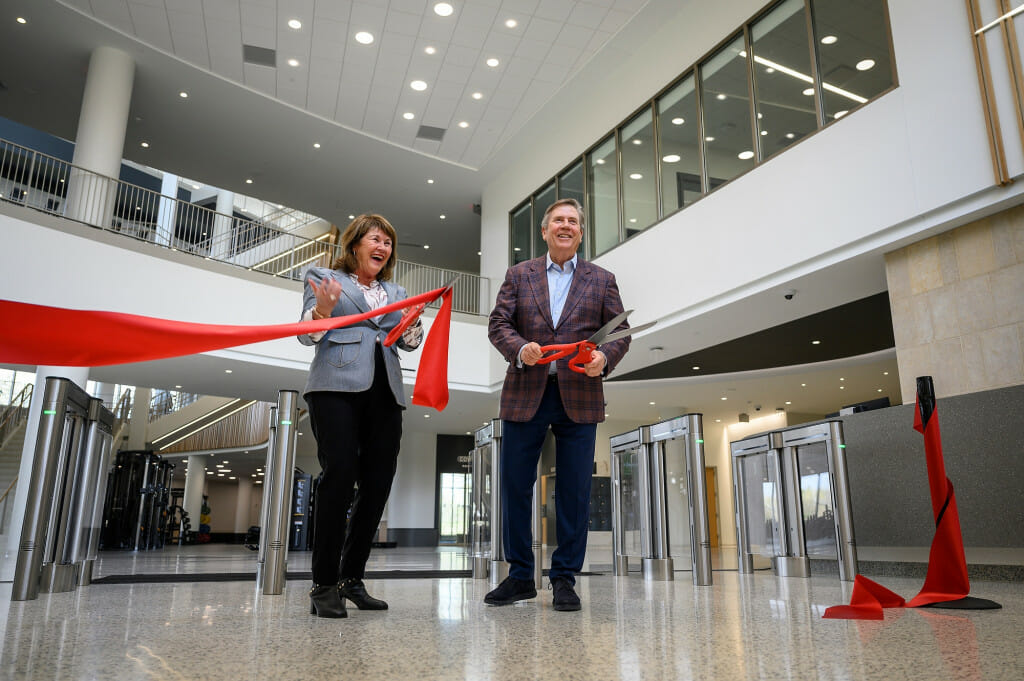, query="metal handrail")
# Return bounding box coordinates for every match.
[0,384,33,450]
[0,136,488,314]
[0,475,17,534]
[113,388,132,428]
[149,390,201,421]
